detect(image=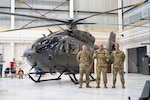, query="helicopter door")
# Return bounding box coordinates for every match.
[55,40,68,67]
[67,40,79,68]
